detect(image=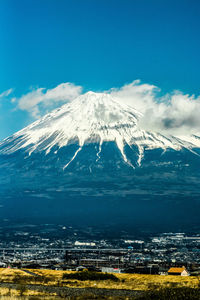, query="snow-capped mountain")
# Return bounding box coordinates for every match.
[1,91,200,169]
[0,91,200,231]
